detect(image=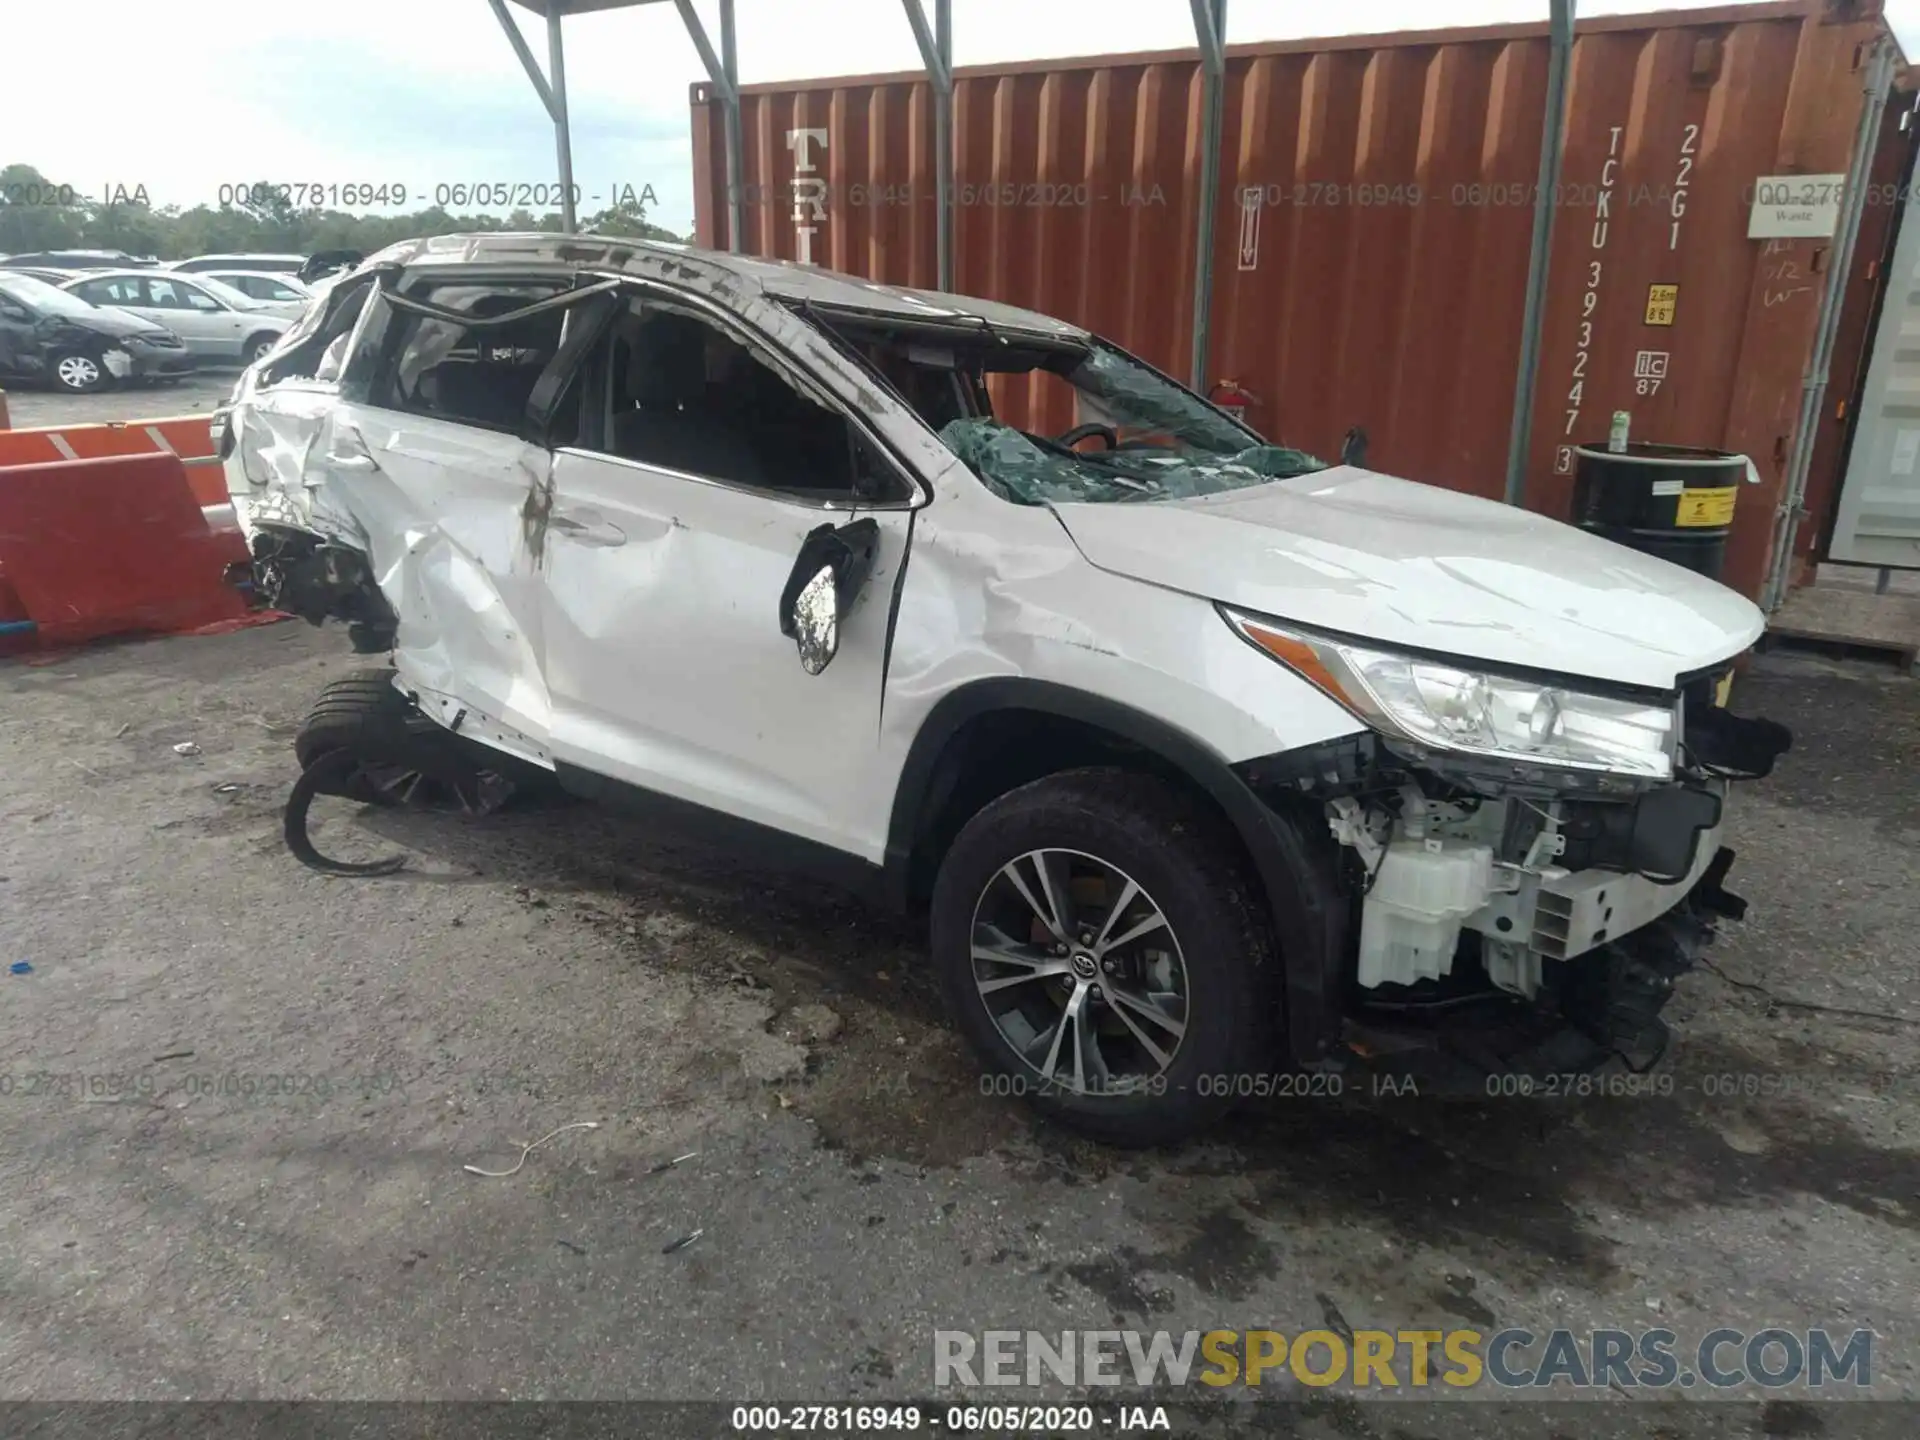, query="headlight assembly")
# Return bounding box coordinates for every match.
[1226,609,1676,780]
